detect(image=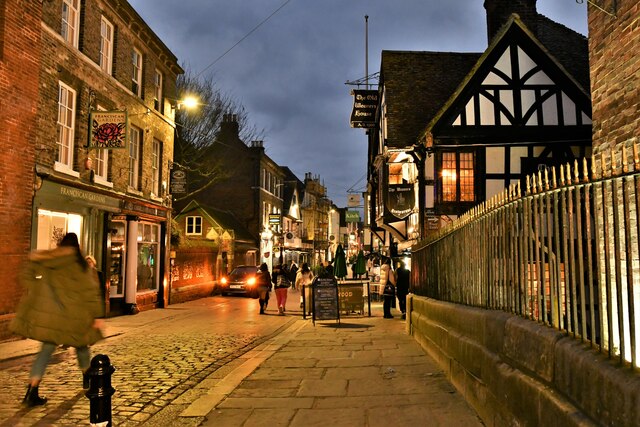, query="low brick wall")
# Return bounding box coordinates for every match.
[407,295,640,427]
